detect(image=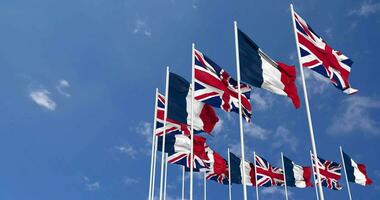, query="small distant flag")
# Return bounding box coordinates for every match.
[167,72,219,134]
[237,29,300,108]
[342,150,373,186]
[194,49,252,122]
[311,154,343,190]
[229,152,256,186]
[293,10,358,94]
[283,155,312,188]
[254,154,284,187]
